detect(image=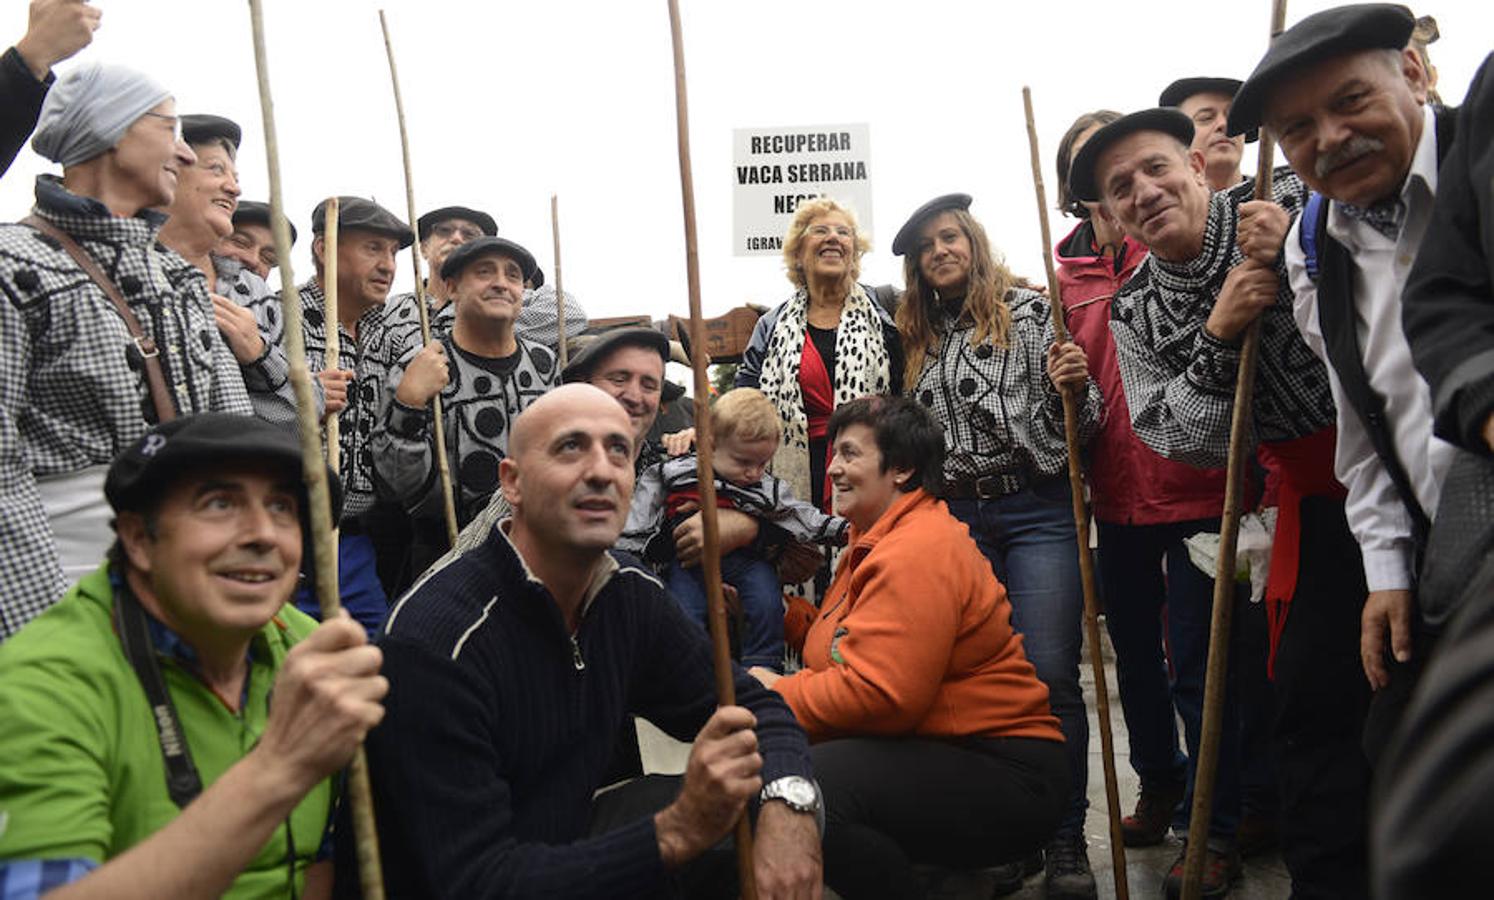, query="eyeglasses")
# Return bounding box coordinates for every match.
[431,222,484,241]
[806,224,854,239]
[142,111,182,141]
